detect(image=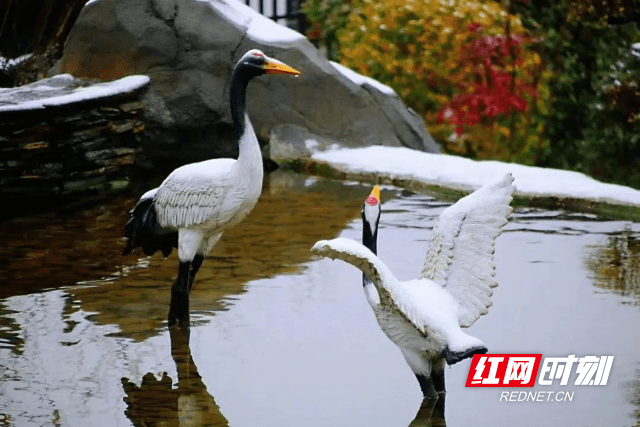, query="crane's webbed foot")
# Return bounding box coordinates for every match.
[168,261,191,330]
